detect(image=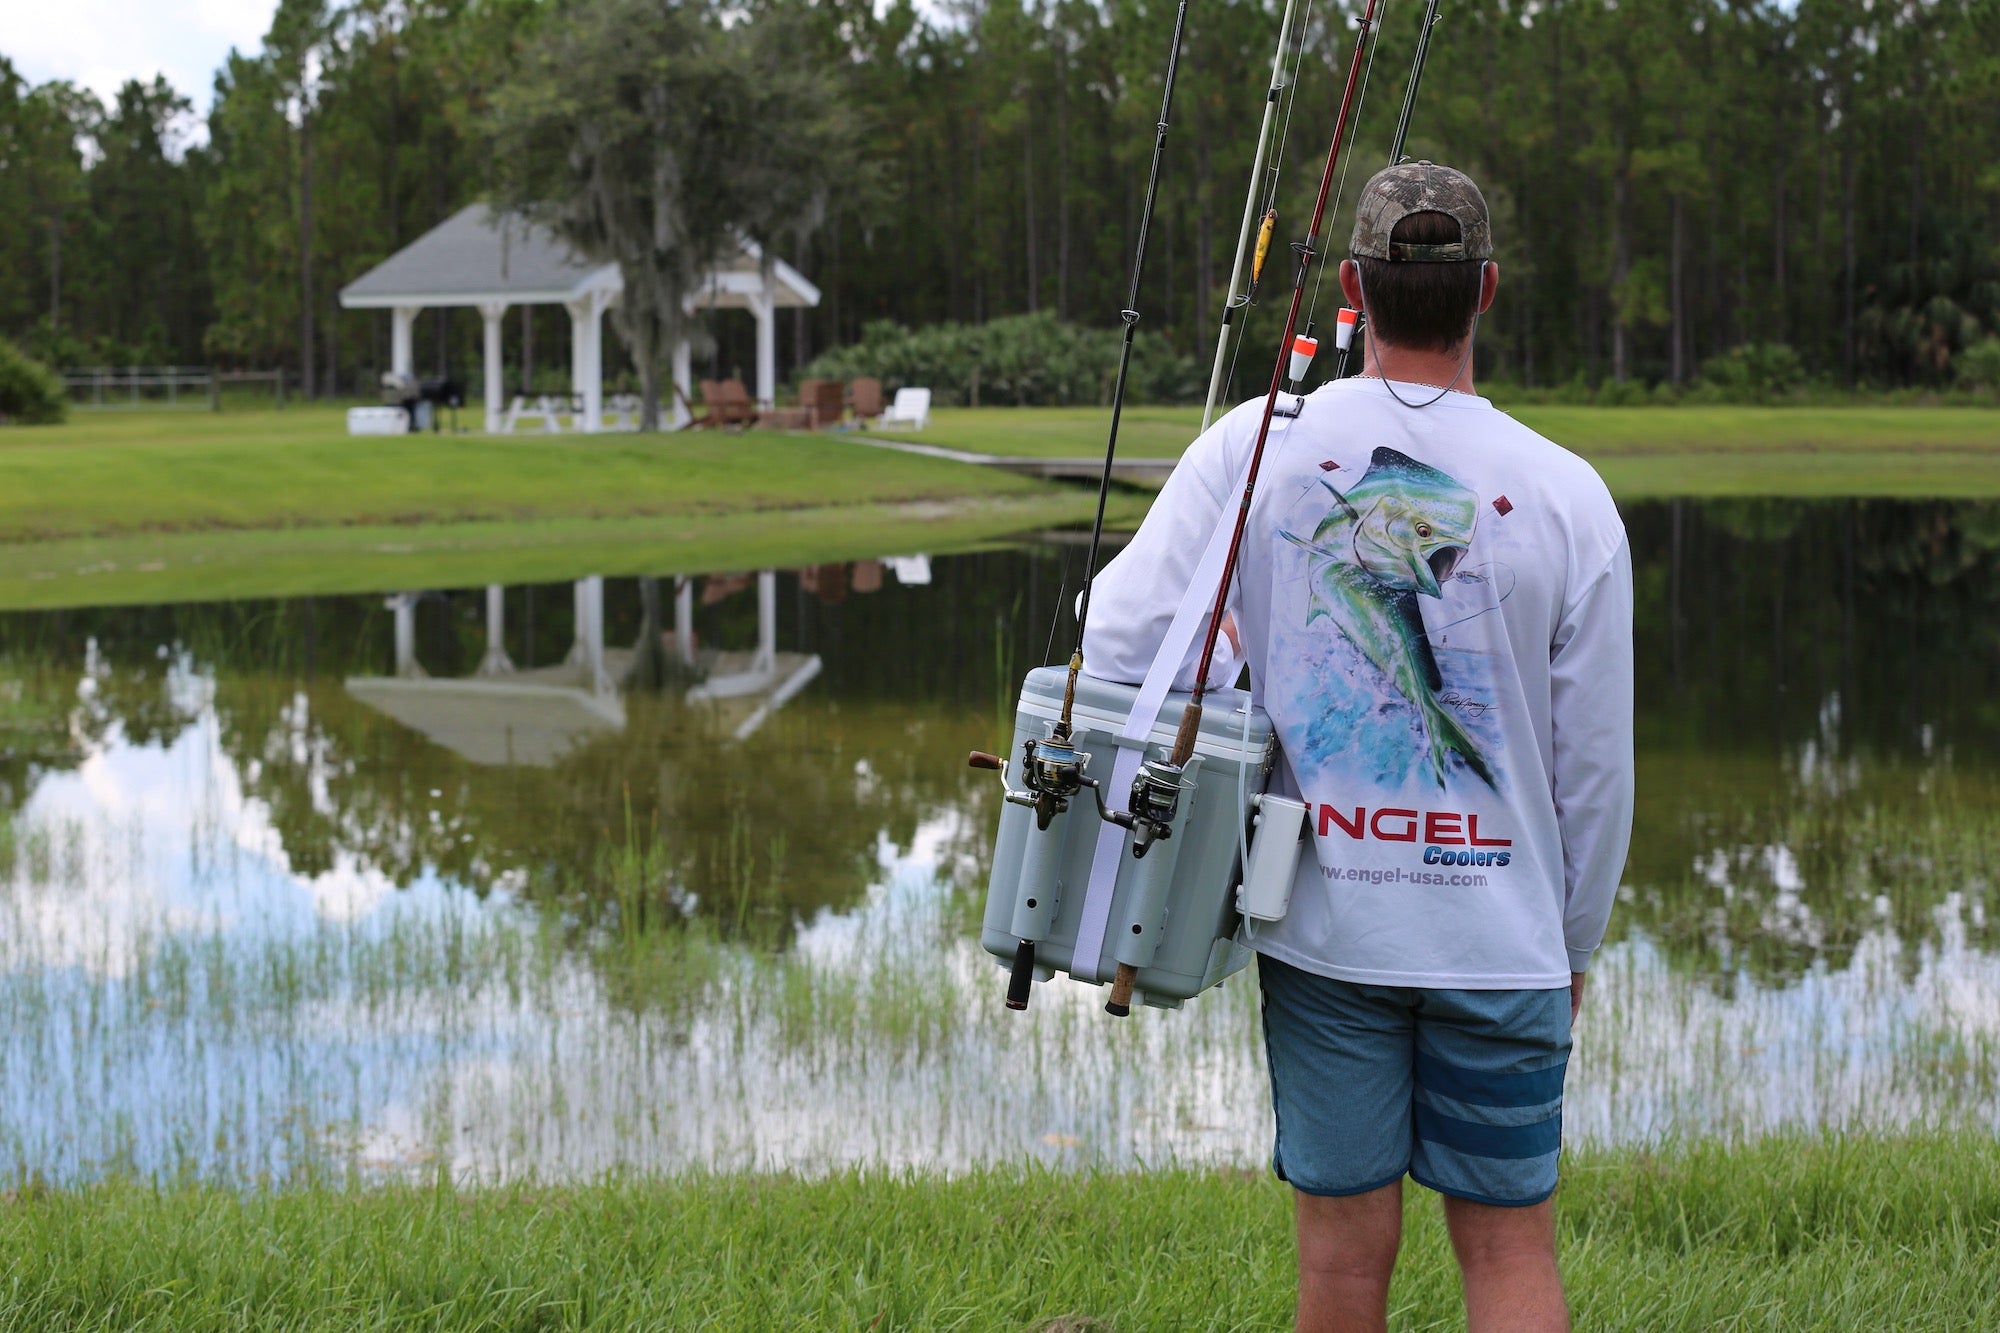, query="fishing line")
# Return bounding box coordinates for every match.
[1102,0,1389,1020]
[1218,0,1321,412]
[1330,0,1445,382]
[1063,0,1195,735]
[1199,0,1306,432]
[1305,0,1392,335]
